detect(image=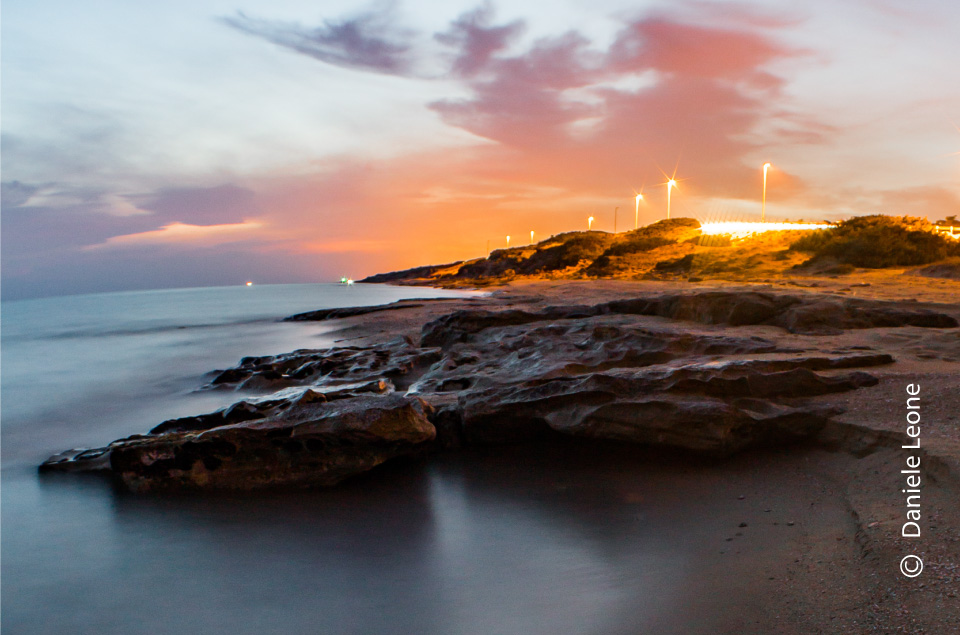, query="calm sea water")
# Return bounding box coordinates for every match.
[2,283,839,634]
